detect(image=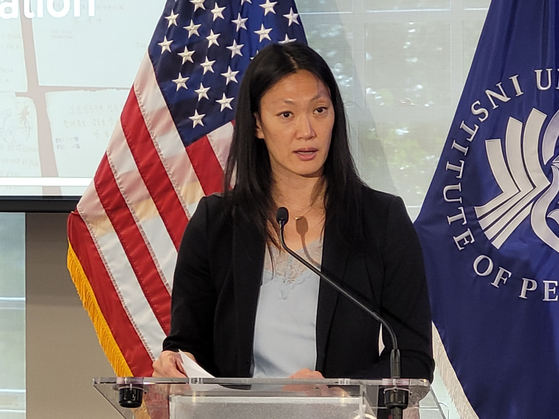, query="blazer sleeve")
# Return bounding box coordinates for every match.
[373,194,434,381]
[162,195,219,374]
